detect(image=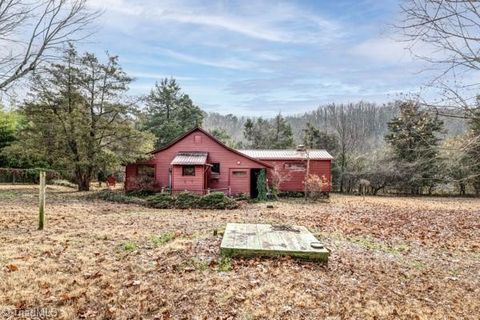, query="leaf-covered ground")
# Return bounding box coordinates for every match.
[0,185,479,319]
